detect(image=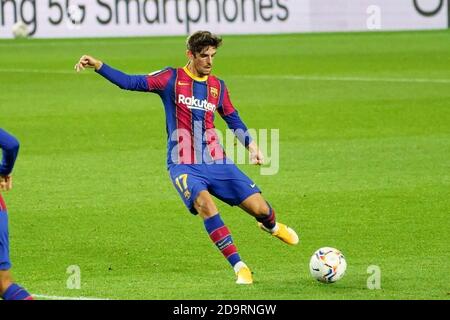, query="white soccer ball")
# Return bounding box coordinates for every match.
[12,21,29,39]
[309,247,347,283]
